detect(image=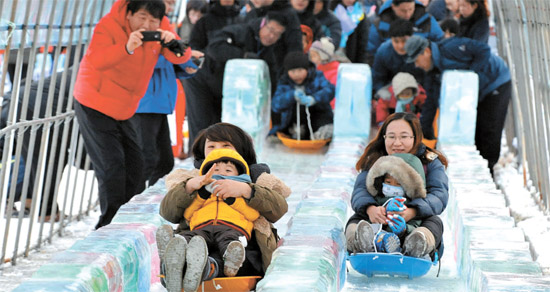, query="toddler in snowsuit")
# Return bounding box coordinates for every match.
[376,72,427,126]
[162,149,260,291]
[270,51,335,140]
[309,37,340,109]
